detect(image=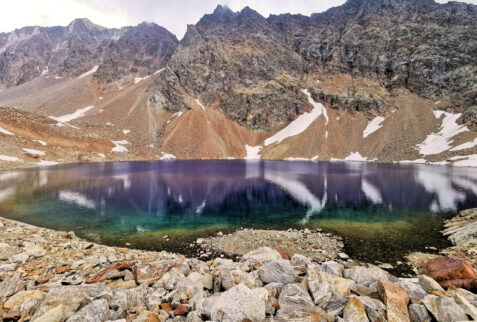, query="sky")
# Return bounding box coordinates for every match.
[0,0,475,39]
